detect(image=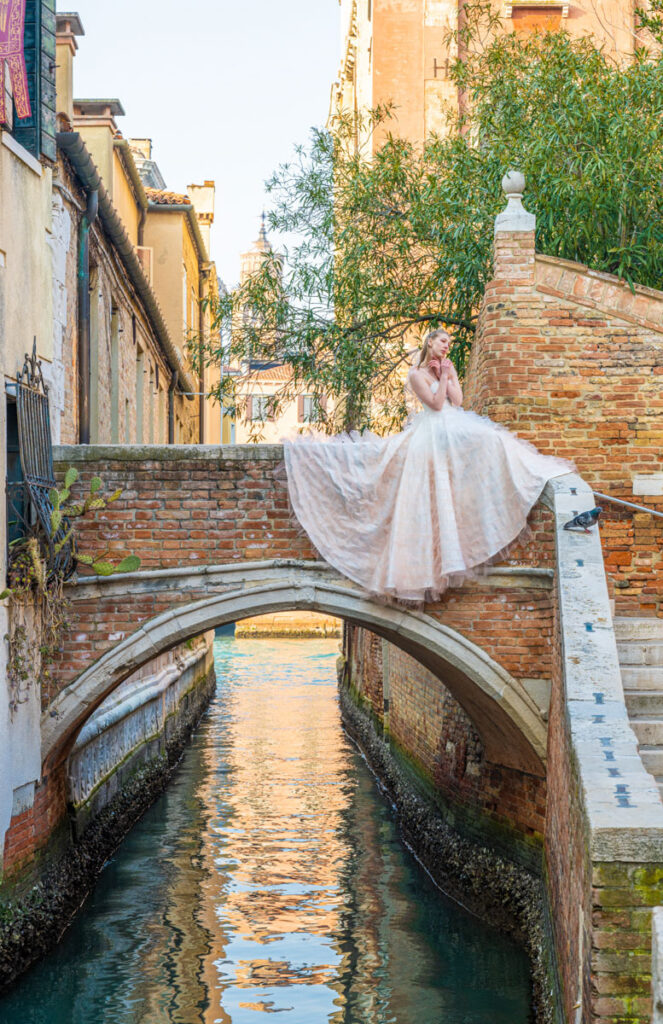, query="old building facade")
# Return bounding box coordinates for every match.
[0,0,57,886]
[52,14,221,447]
[0,9,222,872]
[331,0,649,146]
